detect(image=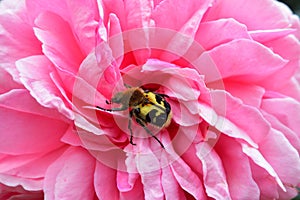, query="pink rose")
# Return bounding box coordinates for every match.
[1,0,300,199]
